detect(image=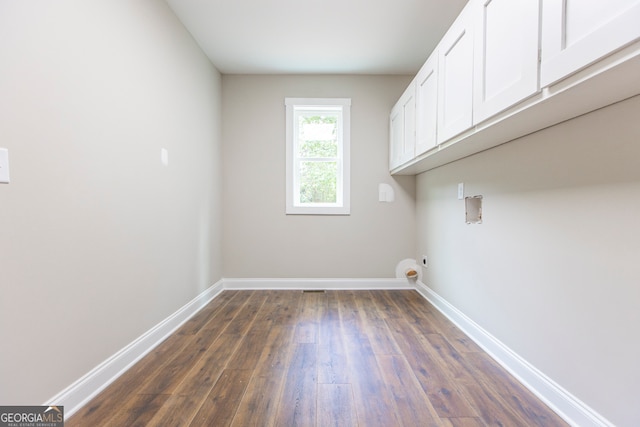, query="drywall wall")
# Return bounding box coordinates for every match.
[416,95,640,426]
[0,1,222,404]
[222,75,416,278]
